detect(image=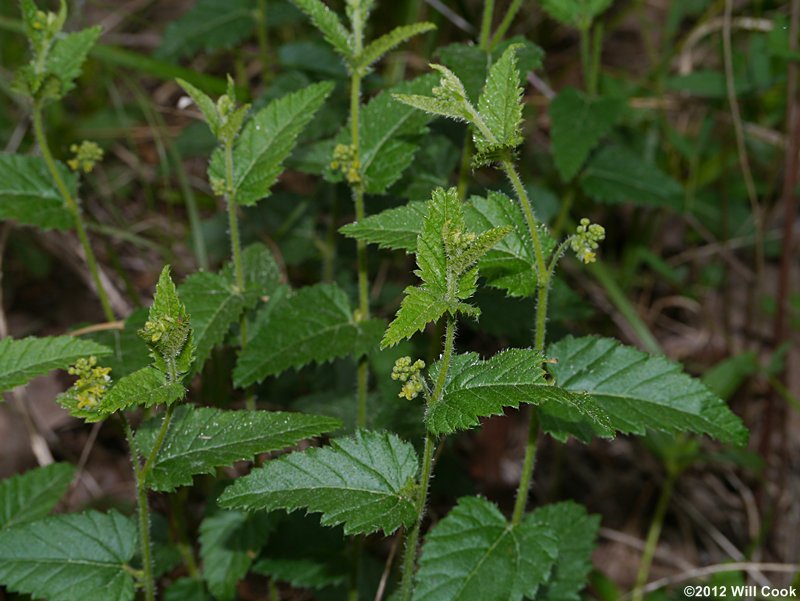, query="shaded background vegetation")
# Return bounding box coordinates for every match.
[0,0,798,598]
